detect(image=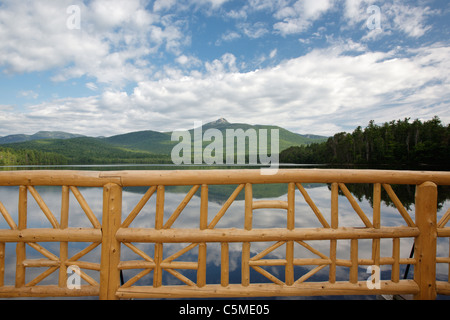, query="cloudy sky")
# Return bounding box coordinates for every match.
[0,0,449,137]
